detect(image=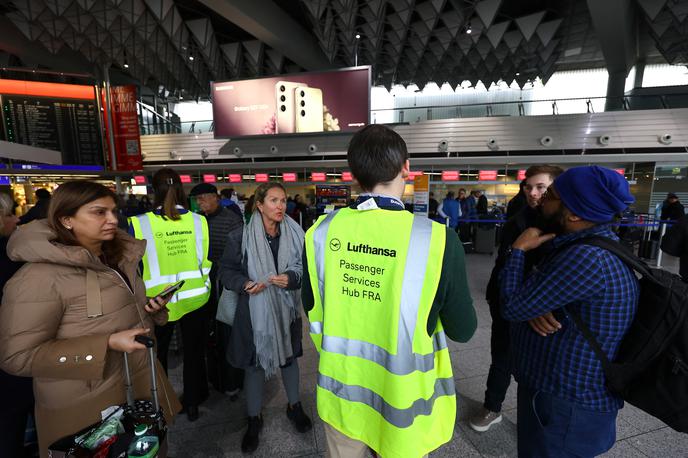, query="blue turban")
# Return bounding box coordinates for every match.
[554,166,634,223]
